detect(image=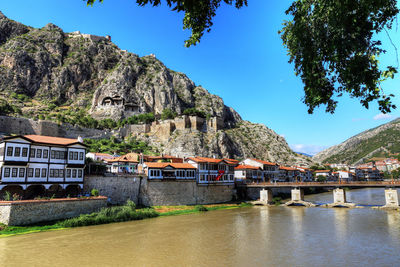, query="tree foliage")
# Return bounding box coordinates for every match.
[85,0,248,47]
[280,0,399,114]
